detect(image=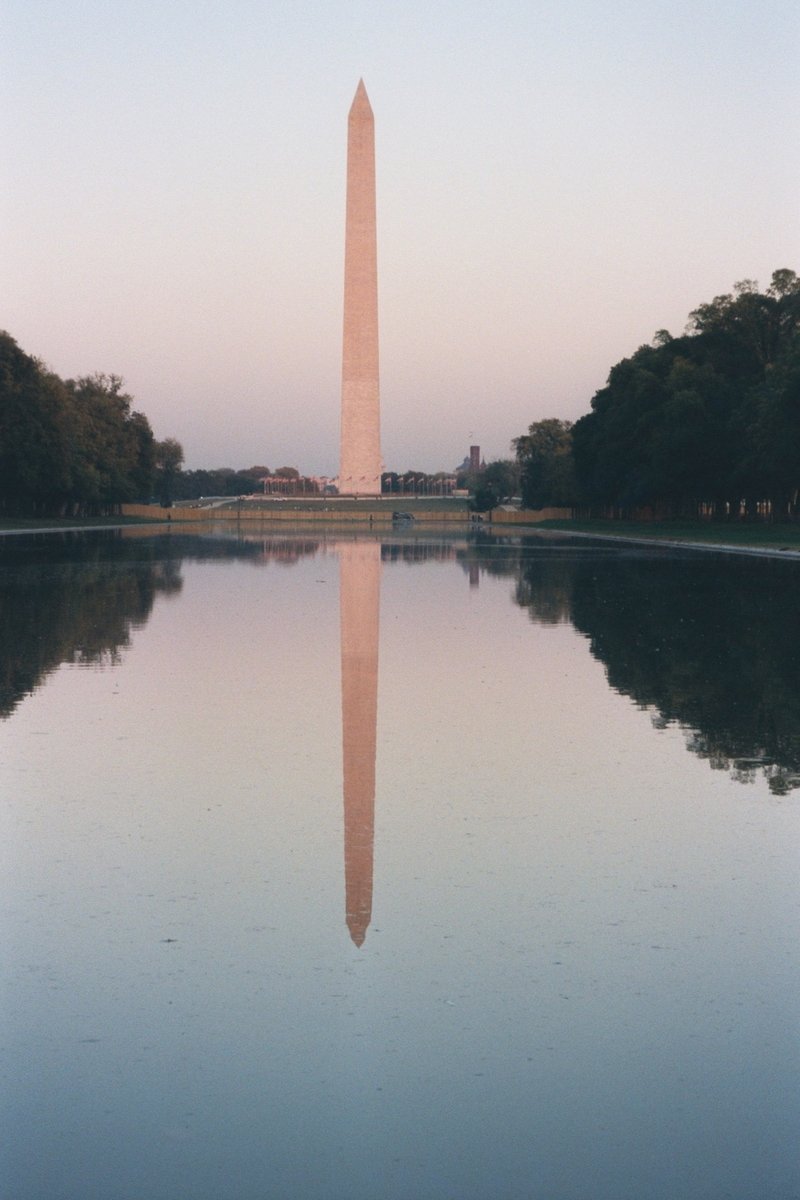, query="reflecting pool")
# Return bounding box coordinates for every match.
[2,526,798,1200]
